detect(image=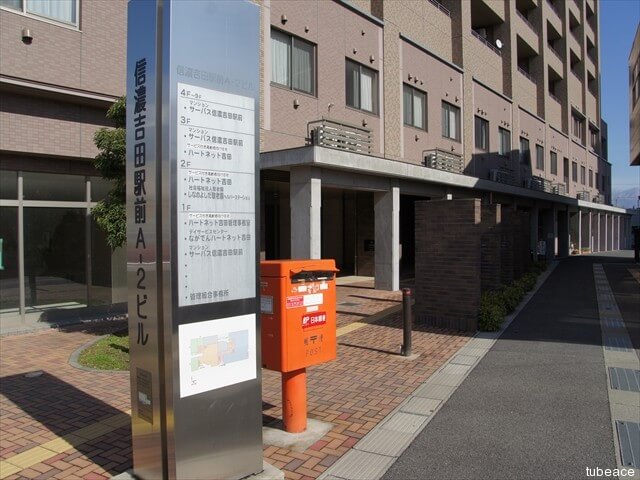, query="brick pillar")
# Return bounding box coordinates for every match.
[514,211,532,277]
[415,198,481,332]
[480,204,502,292]
[501,209,515,285]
